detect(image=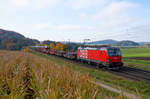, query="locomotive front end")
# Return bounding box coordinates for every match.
[106,47,123,69]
